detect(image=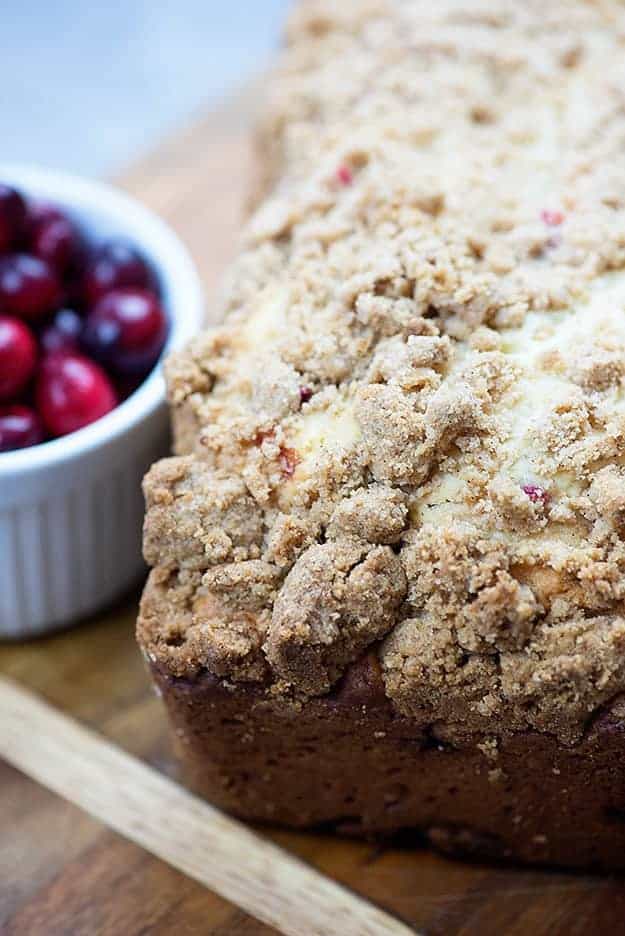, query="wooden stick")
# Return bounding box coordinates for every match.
[0,677,415,936]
